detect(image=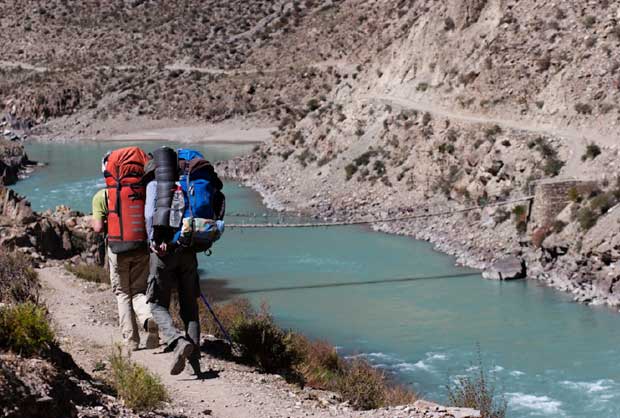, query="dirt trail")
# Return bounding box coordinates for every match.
[37,266,480,418]
[367,94,616,178]
[0,60,353,76]
[38,266,347,418]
